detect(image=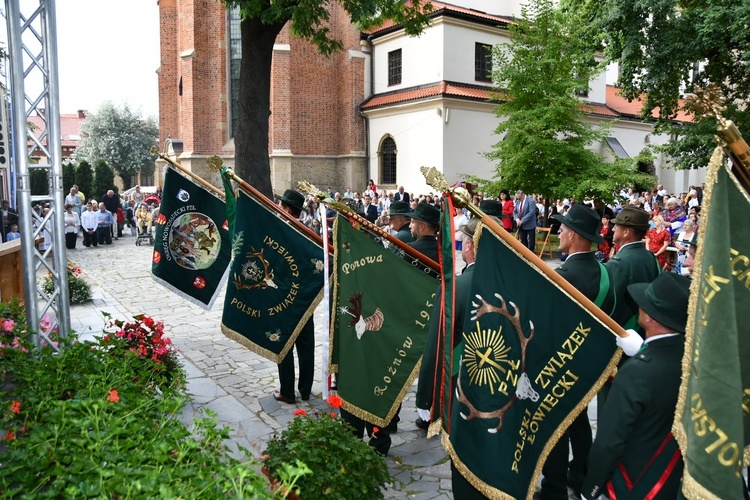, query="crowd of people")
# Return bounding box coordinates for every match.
[294,181,703,280]
[1,184,162,251]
